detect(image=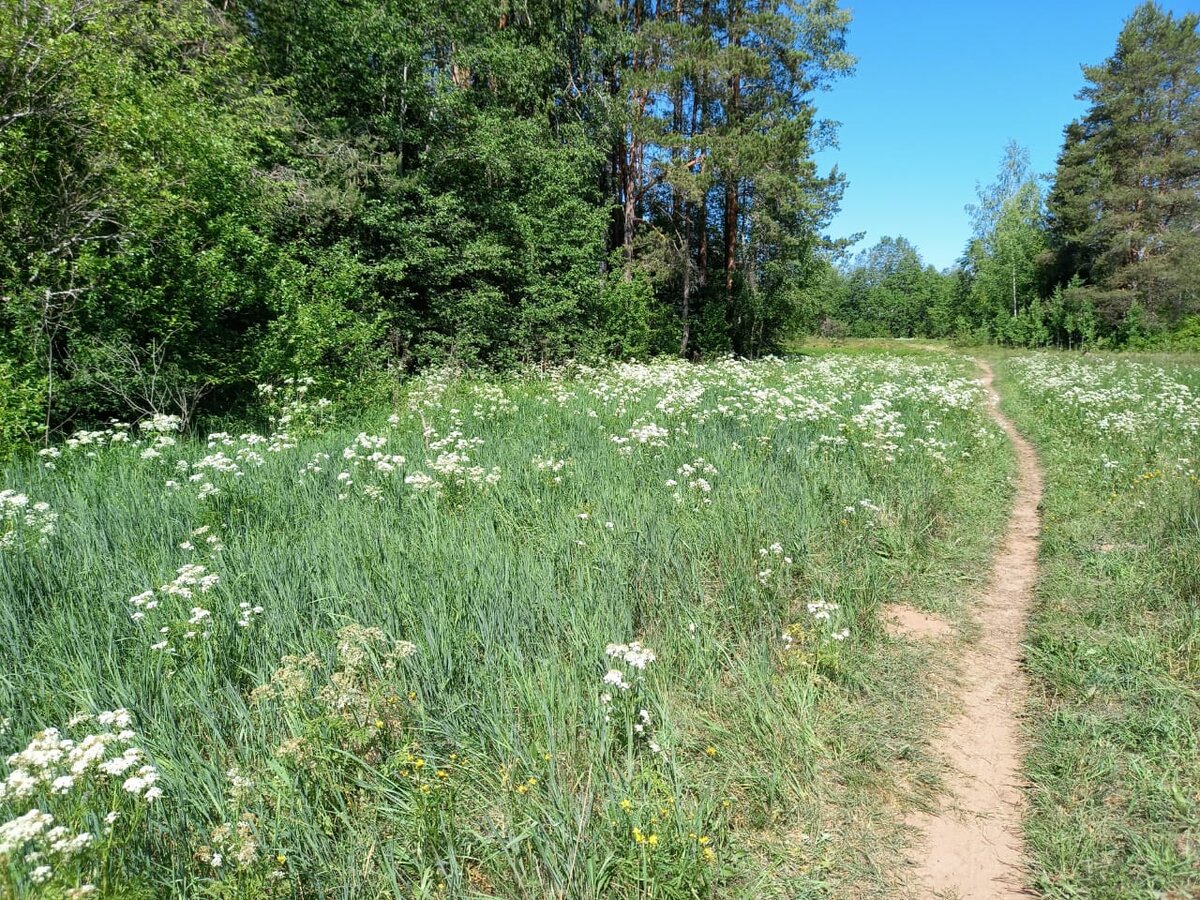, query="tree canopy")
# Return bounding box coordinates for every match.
[1046,2,1200,334]
[0,0,854,449]
[4,0,1200,456]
